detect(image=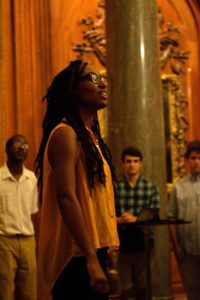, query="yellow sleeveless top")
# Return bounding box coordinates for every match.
[37,123,119,300]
